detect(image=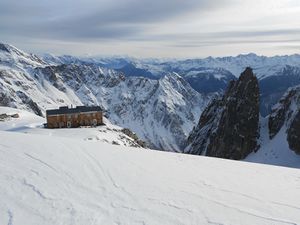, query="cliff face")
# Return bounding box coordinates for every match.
[268,88,298,139]
[269,86,300,155]
[186,67,260,160]
[287,110,300,154]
